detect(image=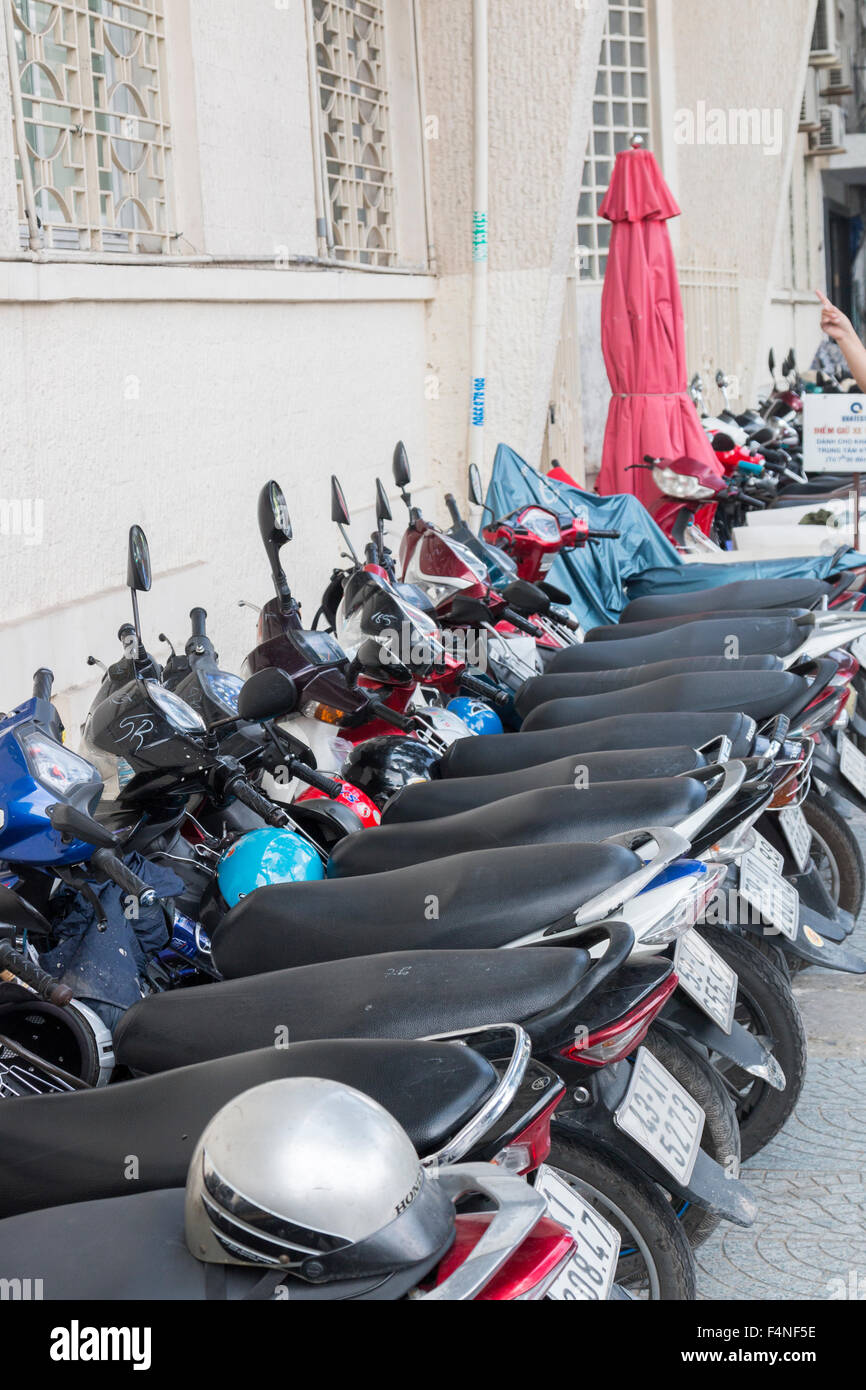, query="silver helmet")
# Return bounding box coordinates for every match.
[185,1077,455,1293]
